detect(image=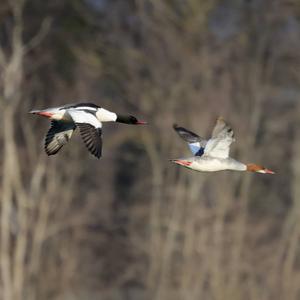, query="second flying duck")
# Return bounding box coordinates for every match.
[172,117,274,174]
